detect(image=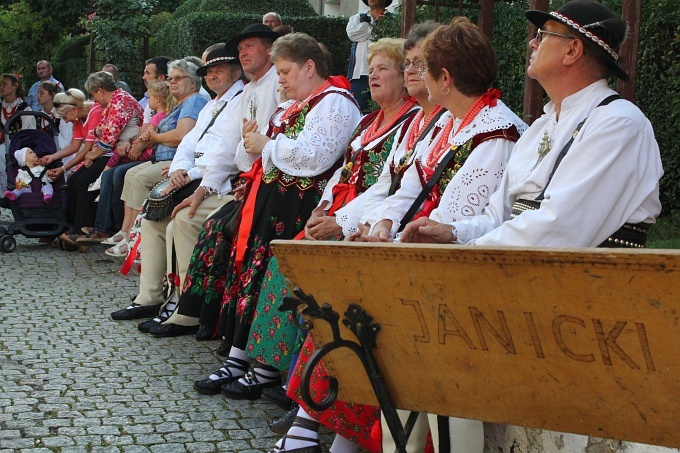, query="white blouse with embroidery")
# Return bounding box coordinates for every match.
[234,87,362,177]
[375,100,527,237]
[356,110,451,234]
[453,81,663,247]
